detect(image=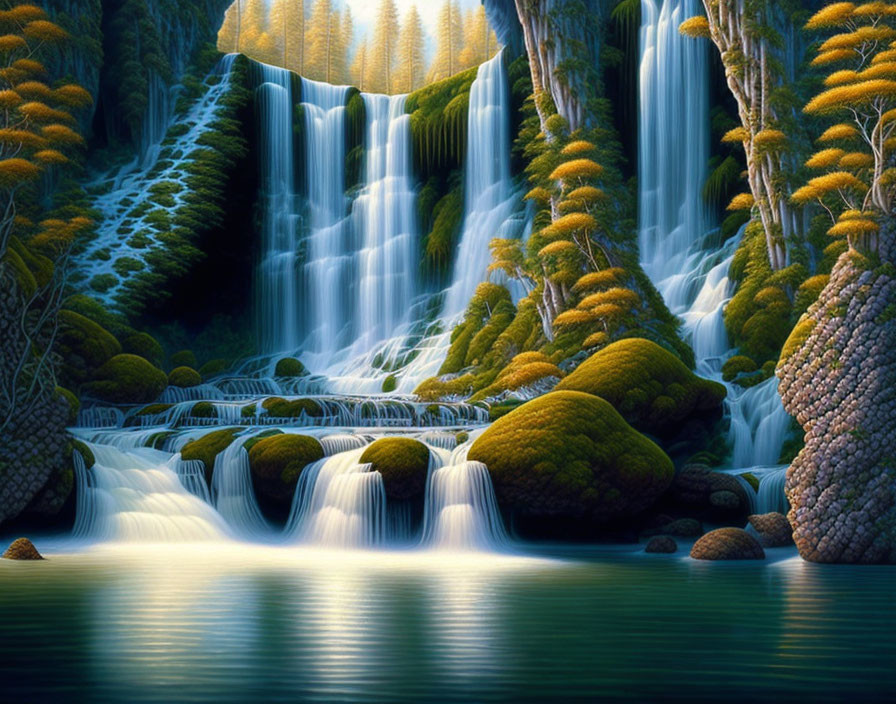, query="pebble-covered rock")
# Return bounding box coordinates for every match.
[690,527,765,561]
[777,238,896,563]
[645,536,678,554]
[748,512,793,547]
[2,538,43,560]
